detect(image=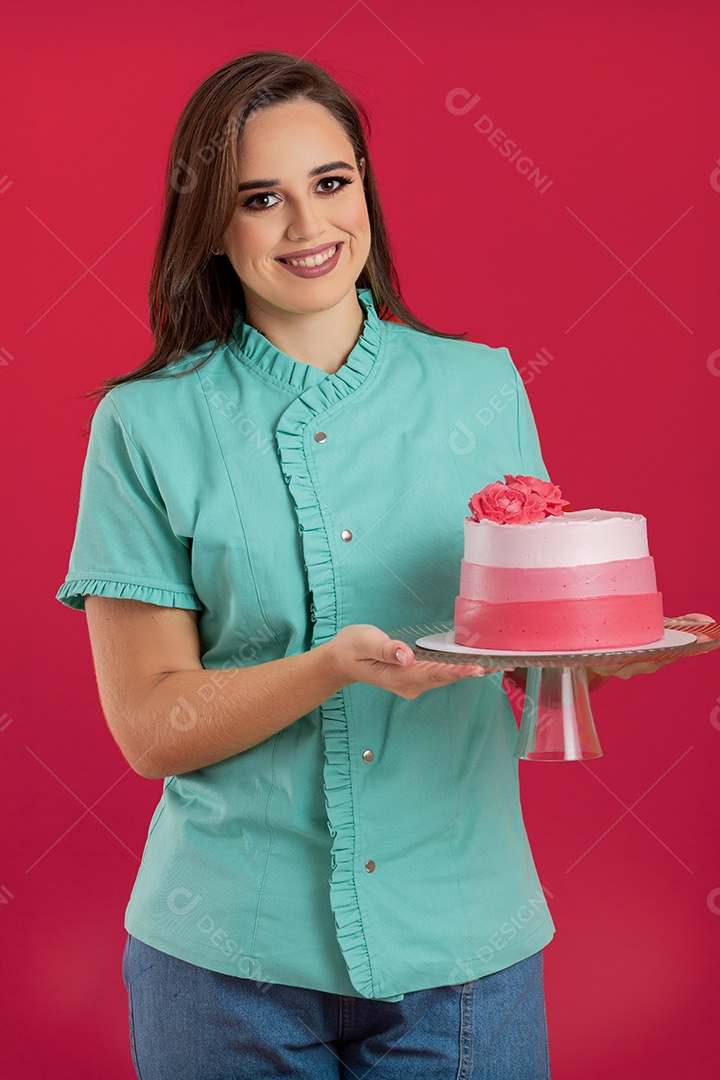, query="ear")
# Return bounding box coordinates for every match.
[358,156,365,181]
